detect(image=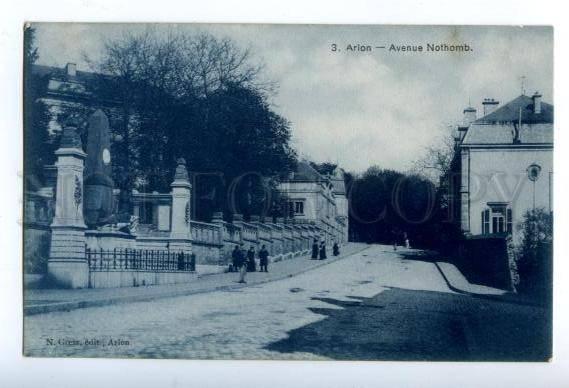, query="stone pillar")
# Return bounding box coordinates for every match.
[460,149,470,233]
[48,120,89,289]
[169,158,192,253]
[210,211,226,263]
[211,211,224,224]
